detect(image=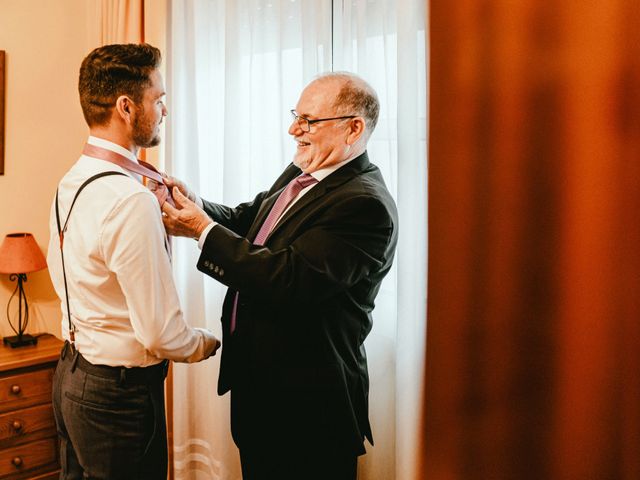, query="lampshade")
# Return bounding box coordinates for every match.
[0,233,47,274]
